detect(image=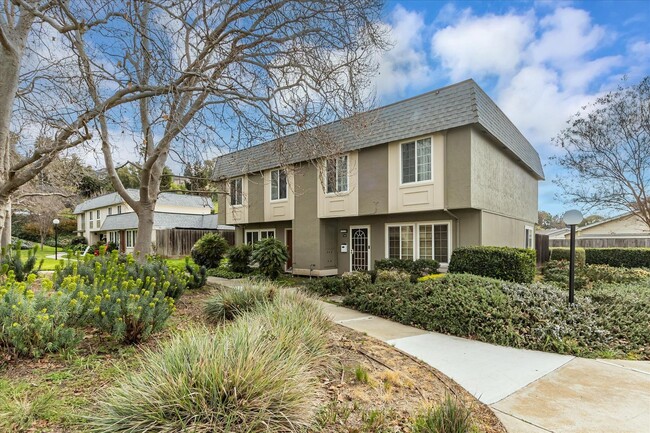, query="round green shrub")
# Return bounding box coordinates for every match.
[190,233,229,268]
[251,238,288,280]
[227,244,252,273]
